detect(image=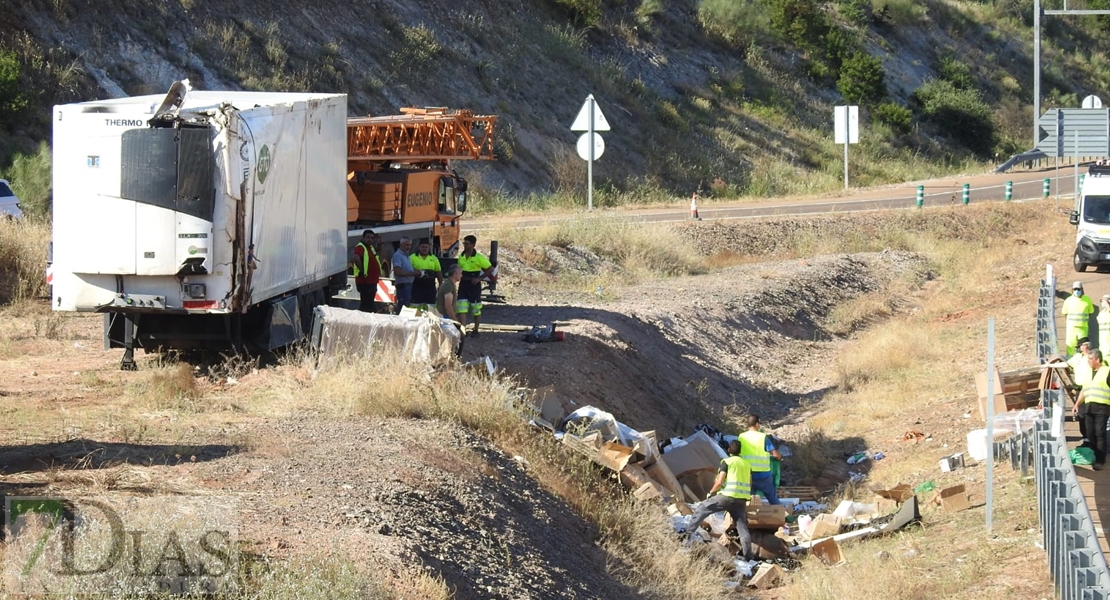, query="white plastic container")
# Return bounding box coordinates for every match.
[967,427,1013,461]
